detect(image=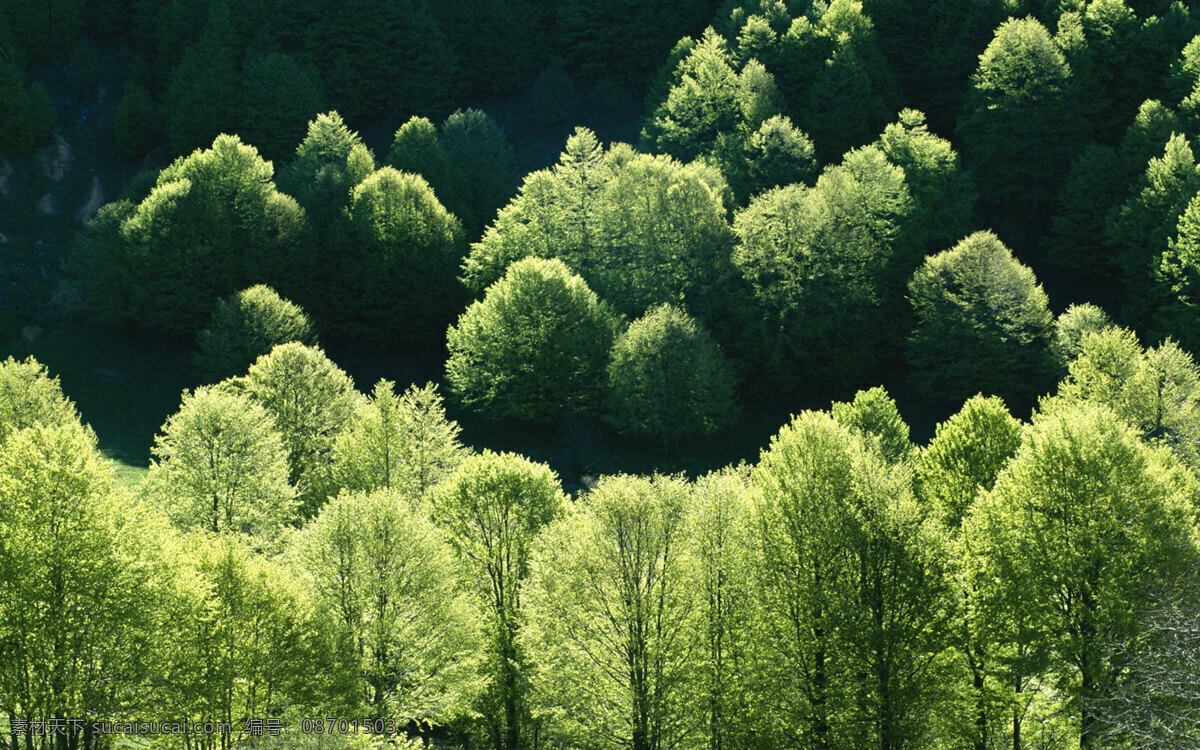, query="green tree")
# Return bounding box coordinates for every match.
[1107,133,1200,323]
[332,381,466,498]
[0,356,79,440]
[916,394,1023,750]
[335,167,466,344]
[143,386,296,539]
[163,532,331,749]
[743,114,818,196]
[688,467,761,750]
[0,422,168,745]
[240,343,360,516]
[1051,327,1200,473]
[196,285,318,380]
[446,257,622,422]
[237,52,327,163]
[295,488,482,722]
[957,16,1081,243]
[464,129,738,323]
[278,111,376,230]
[95,134,306,335]
[523,474,698,750]
[966,403,1199,750]
[733,146,913,387]
[830,386,915,466]
[386,117,450,194]
[1154,190,1200,349]
[1051,303,1116,368]
[907,231,1055,406]
[606,304,738,449]
[750,411,862,748]
[437,109,516,239]
[430,452,568,750]
[875,109,975,258]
